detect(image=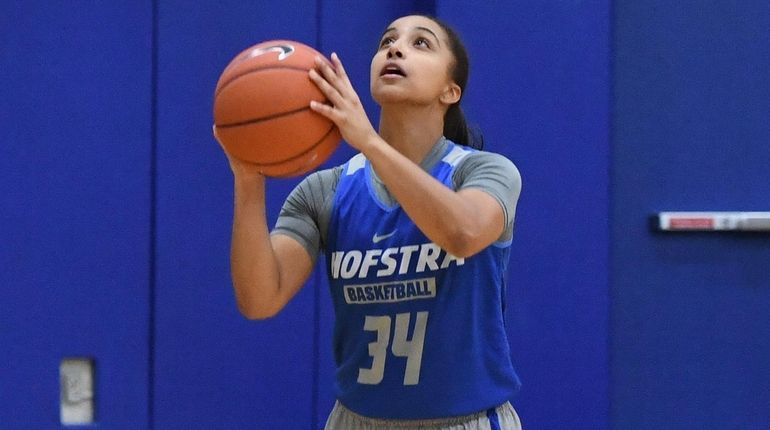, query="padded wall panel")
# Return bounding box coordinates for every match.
[0,2,152,428]
[611,1,770,428]
[153,1,319,428]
